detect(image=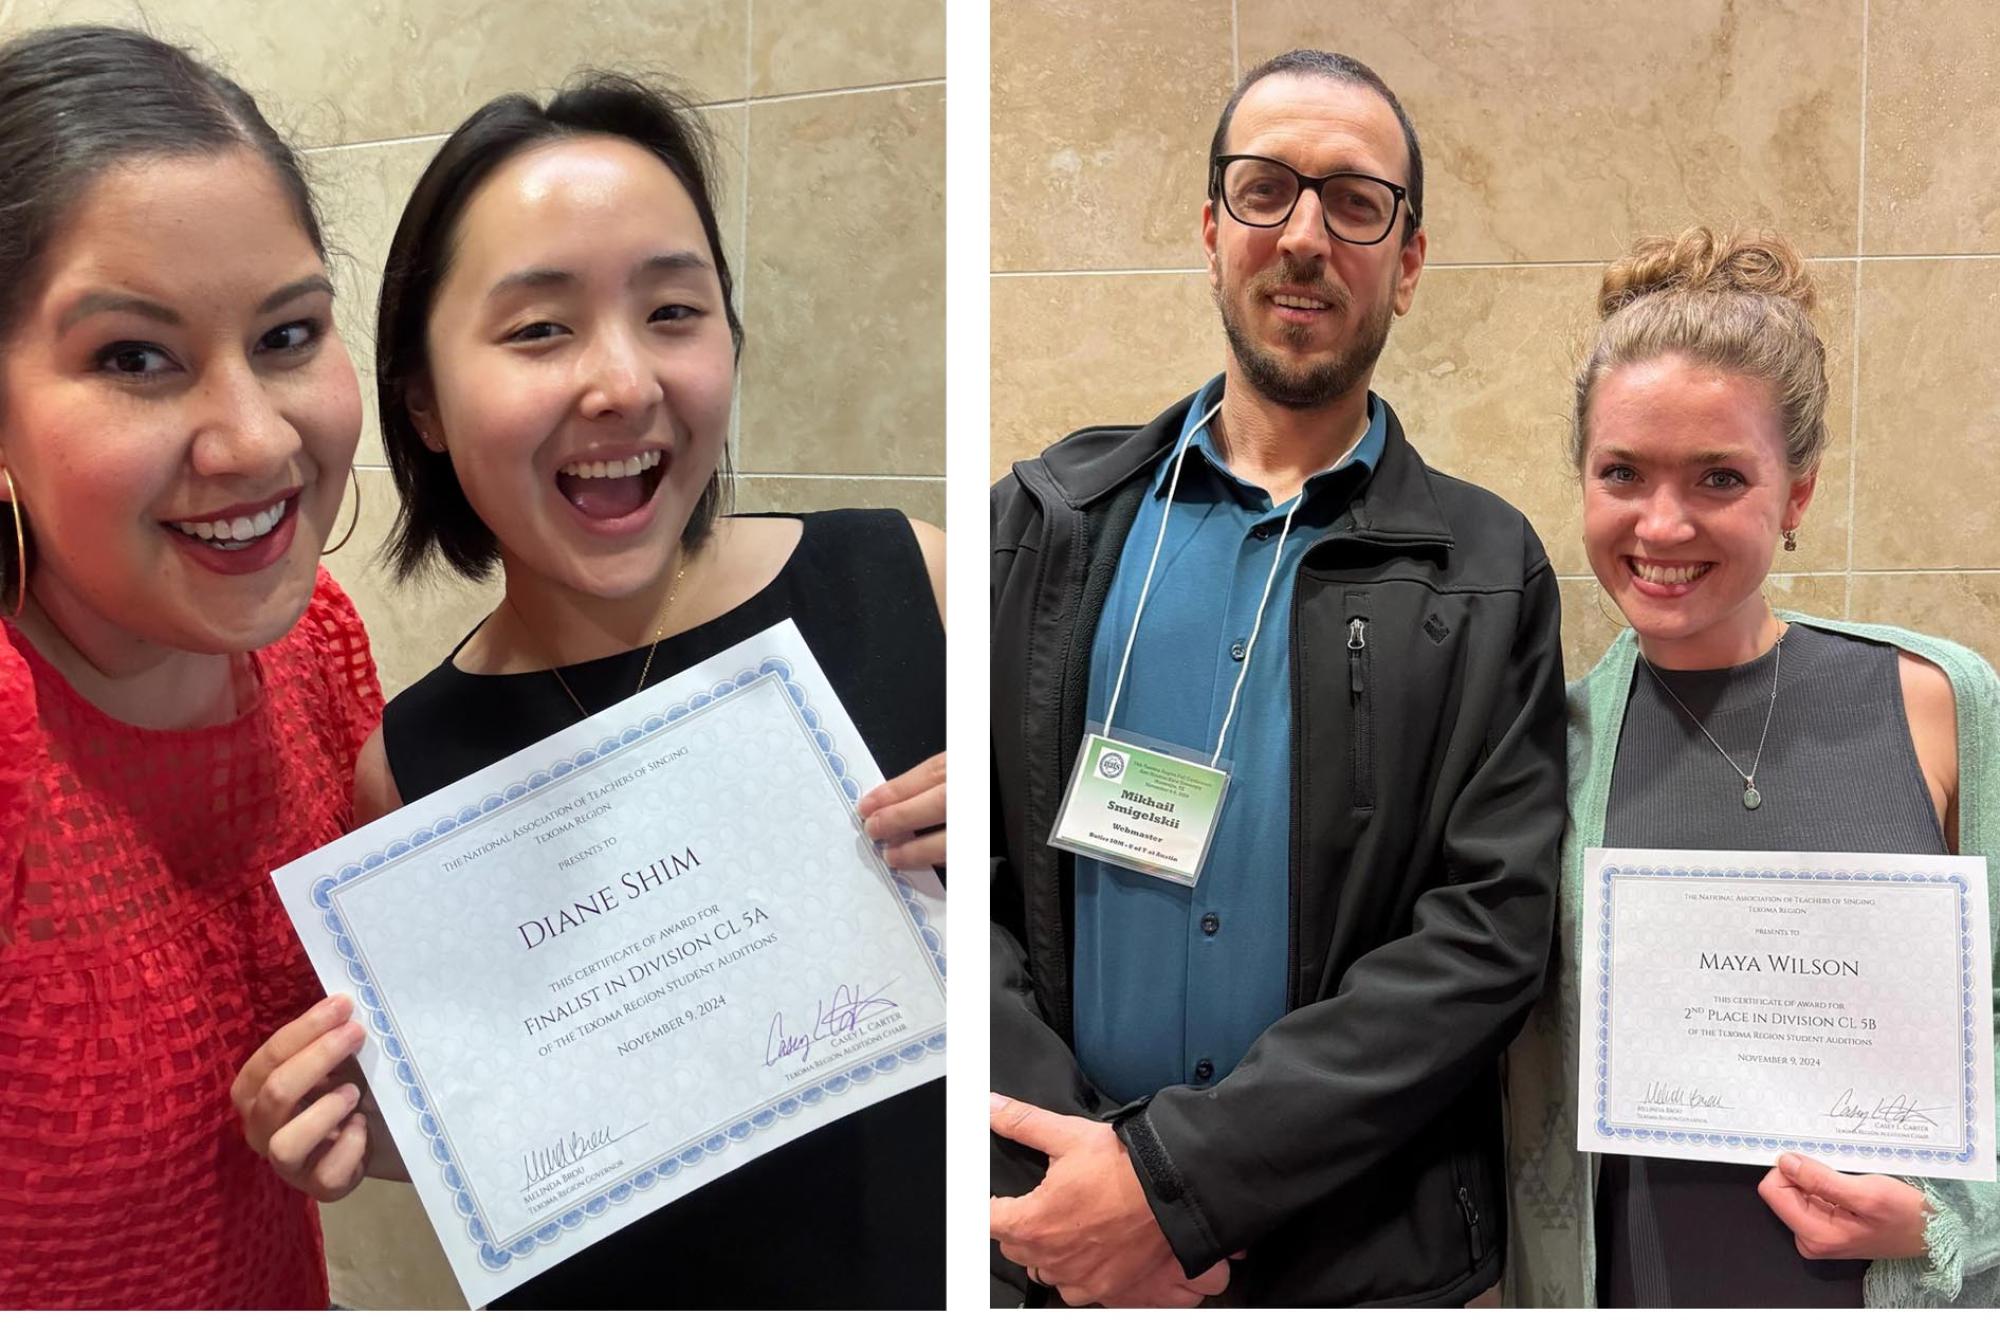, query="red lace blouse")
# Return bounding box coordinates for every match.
[0,568,382,1310]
